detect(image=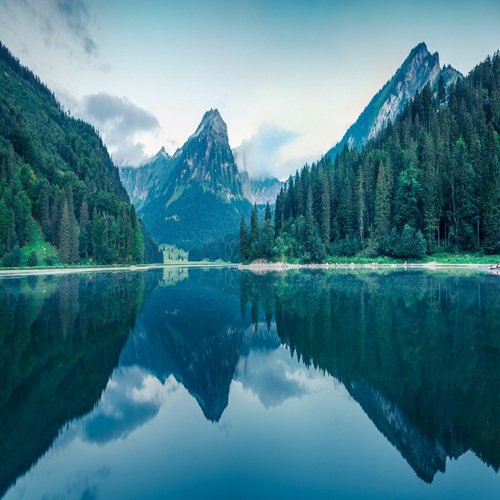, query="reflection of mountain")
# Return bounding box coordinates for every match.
[258,270,500,483]
[0,272,149,497]
[8,268,496,493]
[120,269,286,422]
[119,268,500,483]
[120,269,246,421]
